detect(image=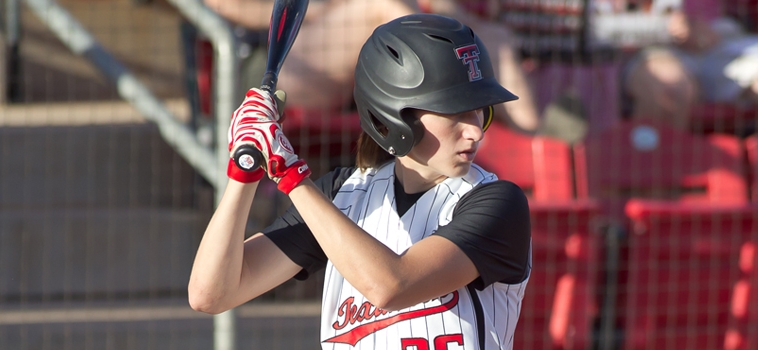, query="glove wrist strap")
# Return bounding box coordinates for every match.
[227,159,265,183]
[276,160,311,194]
